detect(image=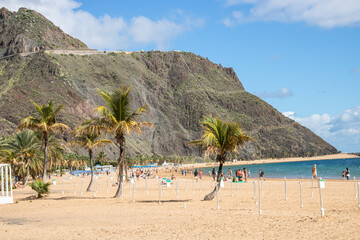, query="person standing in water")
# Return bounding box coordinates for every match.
[345,167,350,180]
[258,168,264,180]
[312,164,317,180]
